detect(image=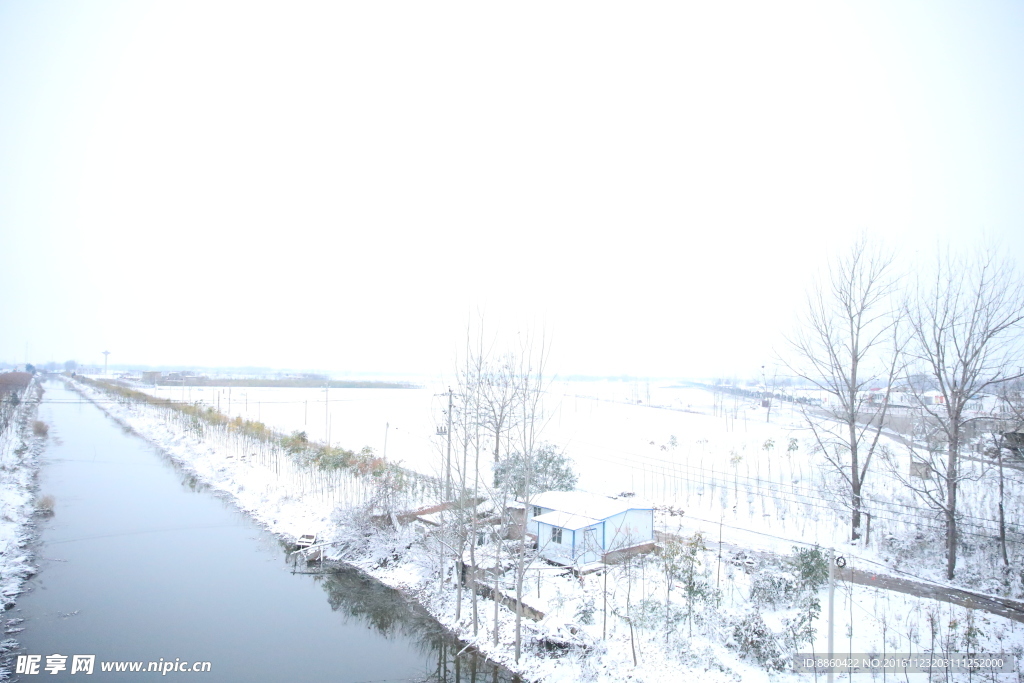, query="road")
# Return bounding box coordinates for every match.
[657,530,1024,624]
